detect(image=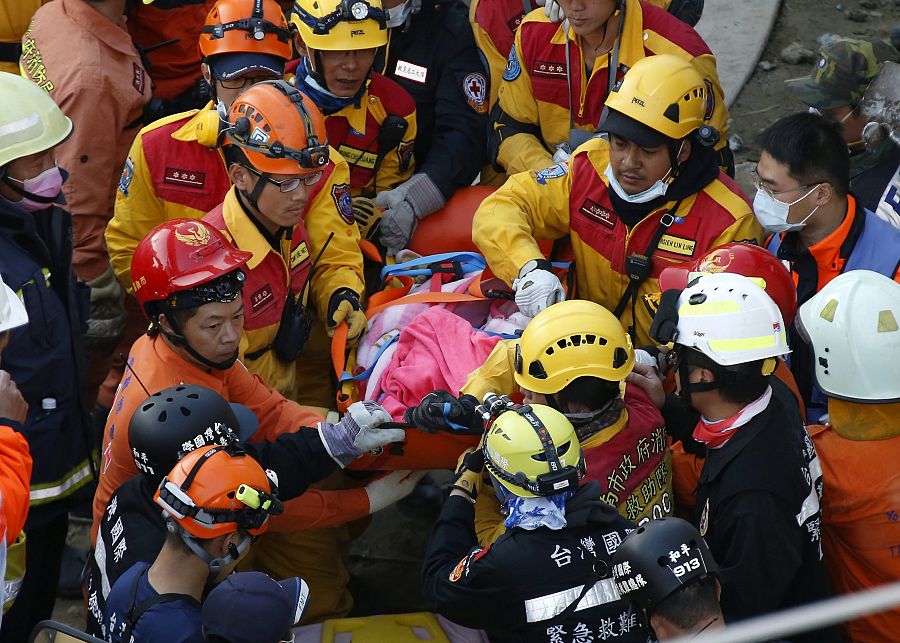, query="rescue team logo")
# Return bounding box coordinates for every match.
[250,285,274,313]
[579,199,617,229]
[174,222,211,247]
[503,47,521,82]
[118,157,134,196]
[395,59,428,84]
[397,140,414,173]
[331,182,355,225]
[535,162,567,185]
[658,234,697,256]
[697,247,735,273]
[448,546,490,582]
[133,62,146,95]
[464,73,488,115]
[164,168,206,189]
[531,59,566,80]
